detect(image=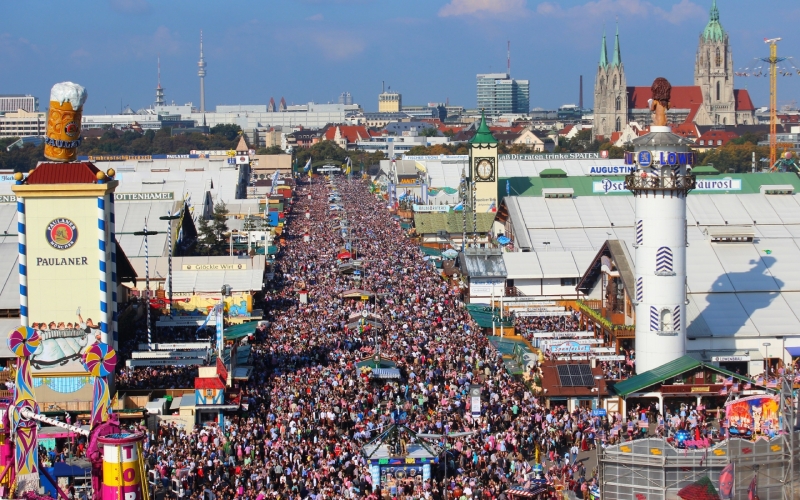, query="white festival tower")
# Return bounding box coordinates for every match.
[626,124,696,374]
